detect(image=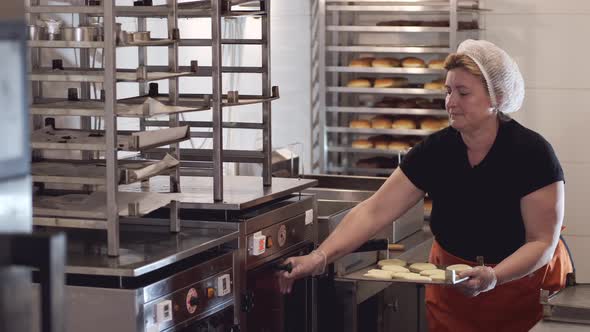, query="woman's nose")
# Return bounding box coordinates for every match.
[446,92,457,109]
